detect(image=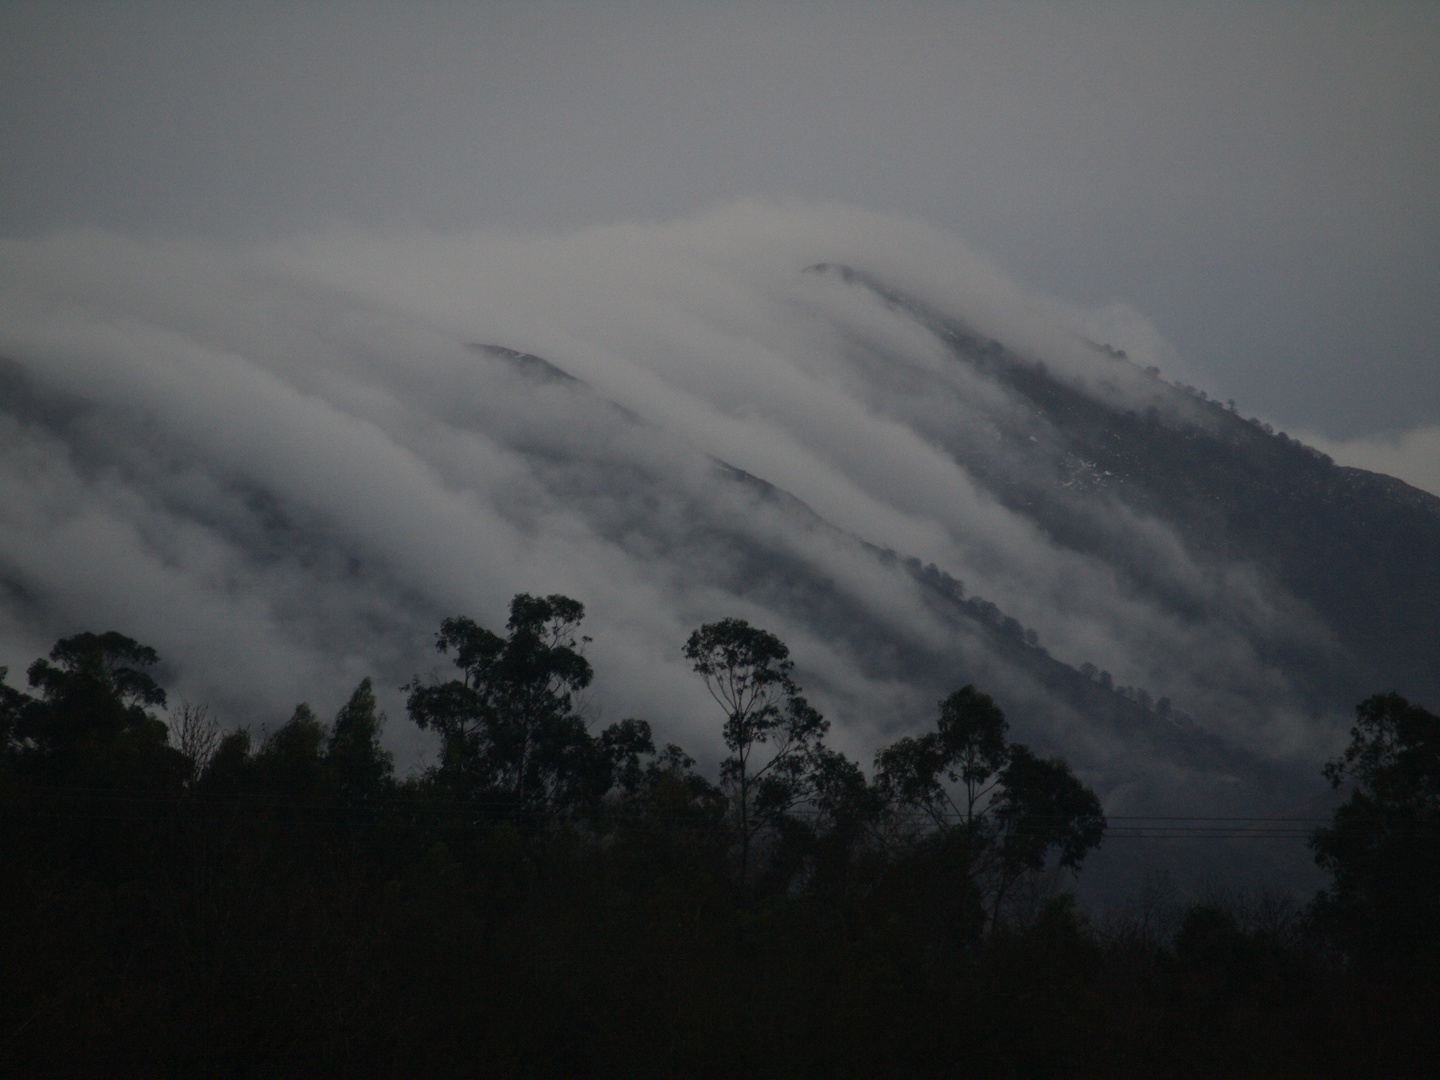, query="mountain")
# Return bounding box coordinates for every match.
[0,213,1434,891]
[805,262,1440,715]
